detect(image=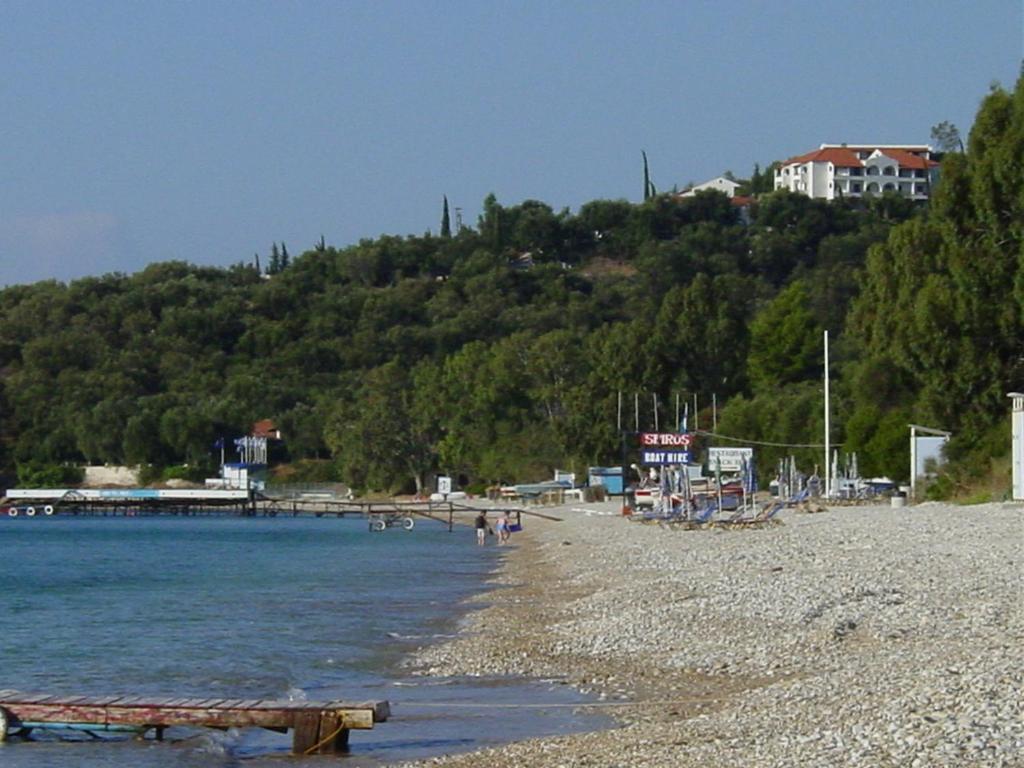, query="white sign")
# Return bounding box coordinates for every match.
[642,450,692,465]
[437,476,452,495]
[708,447,753,473]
